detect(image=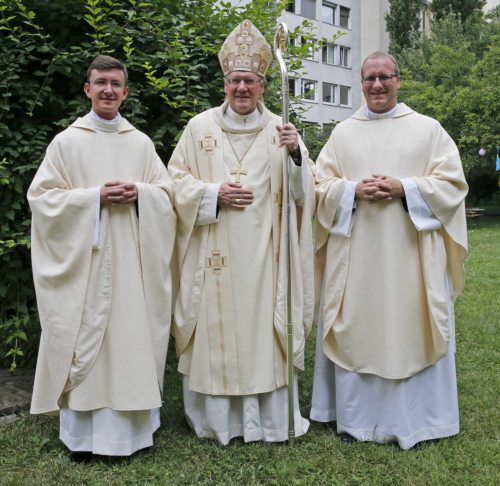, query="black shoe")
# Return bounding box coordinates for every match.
[70,451,93,462]
[339,433,357,444]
